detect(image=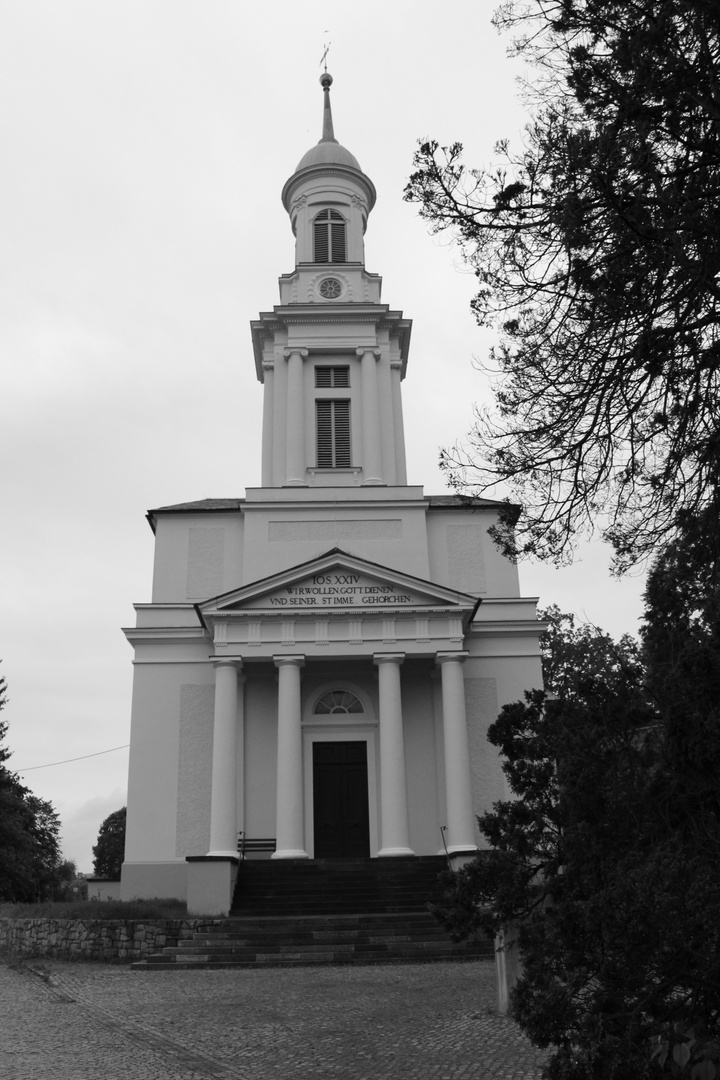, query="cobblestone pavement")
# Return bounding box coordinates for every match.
[0,958,548,1080]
